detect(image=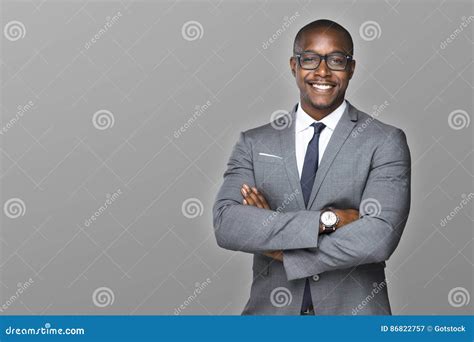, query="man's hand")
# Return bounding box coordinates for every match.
[240,184,270,209]
[240,184,359,230]
[333,209,359,229]
[263,251,283,262]
[240,184,360,262]
[241,184,282,261]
